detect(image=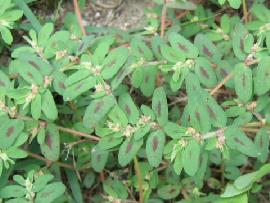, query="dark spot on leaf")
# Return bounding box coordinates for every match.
[40,190,54,198]
[28,60,40,70]
[152,136,158,152]
[203,46,212,57]
[179,44,188,51]
[195,111,201,122]
[169,188,176,193]
[157,101,161,116]
[7,126,14,137]
[220,68,228,77]
[200,66,210,79]
[125,141,133,153]
[78,41,85,52]
[189,150,192,159]
[94,101,104,113]
[138,46,145,55]
[240,38,244,52]
[234,137,244,146]
[144,75,150,83]
[0,80,5,87]
[264,70,270,78]
[27,71,34,79]
[45,133,53,149]
[59,82,66,89]
[260,136,263,148]
[75,82,84,90]
[106,59,117,67]
[241,72,246,88]
[96,154,101,162]
[125,104,131,116]
[207,105,216,120]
